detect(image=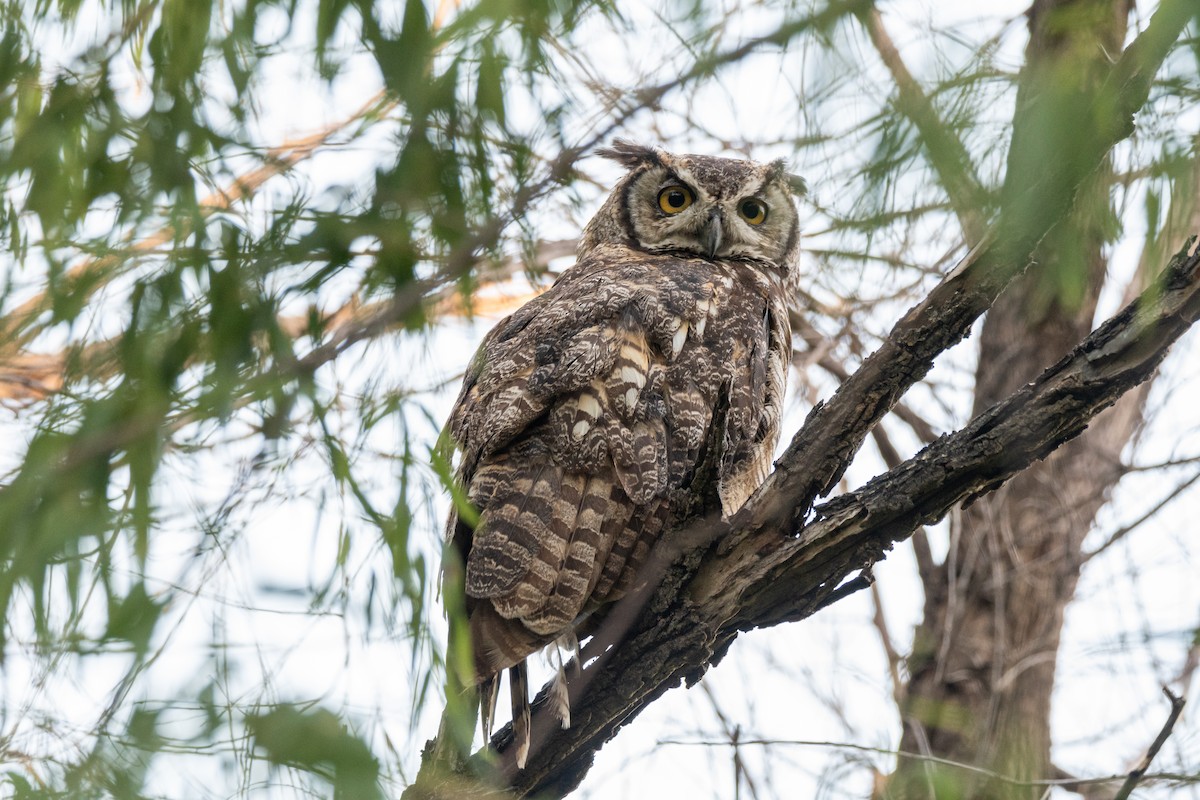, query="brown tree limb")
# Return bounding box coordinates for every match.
[438,8,1196,776]
[791,312,942,592]
[1103,0,1197,131]
[791,311,940,446]
[0,239,574,405]
[748,228,1002,536]
[407,4,1196,794]
[470,238,1200,798]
